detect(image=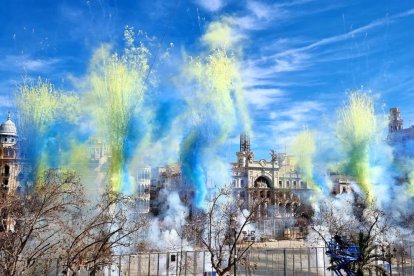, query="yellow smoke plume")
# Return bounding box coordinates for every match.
[291,129,318,191]
[184,48,250,139]
[16,78,81,177]
[86,27,149,192]
[201,17,243,51]
[336,92,377,203]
